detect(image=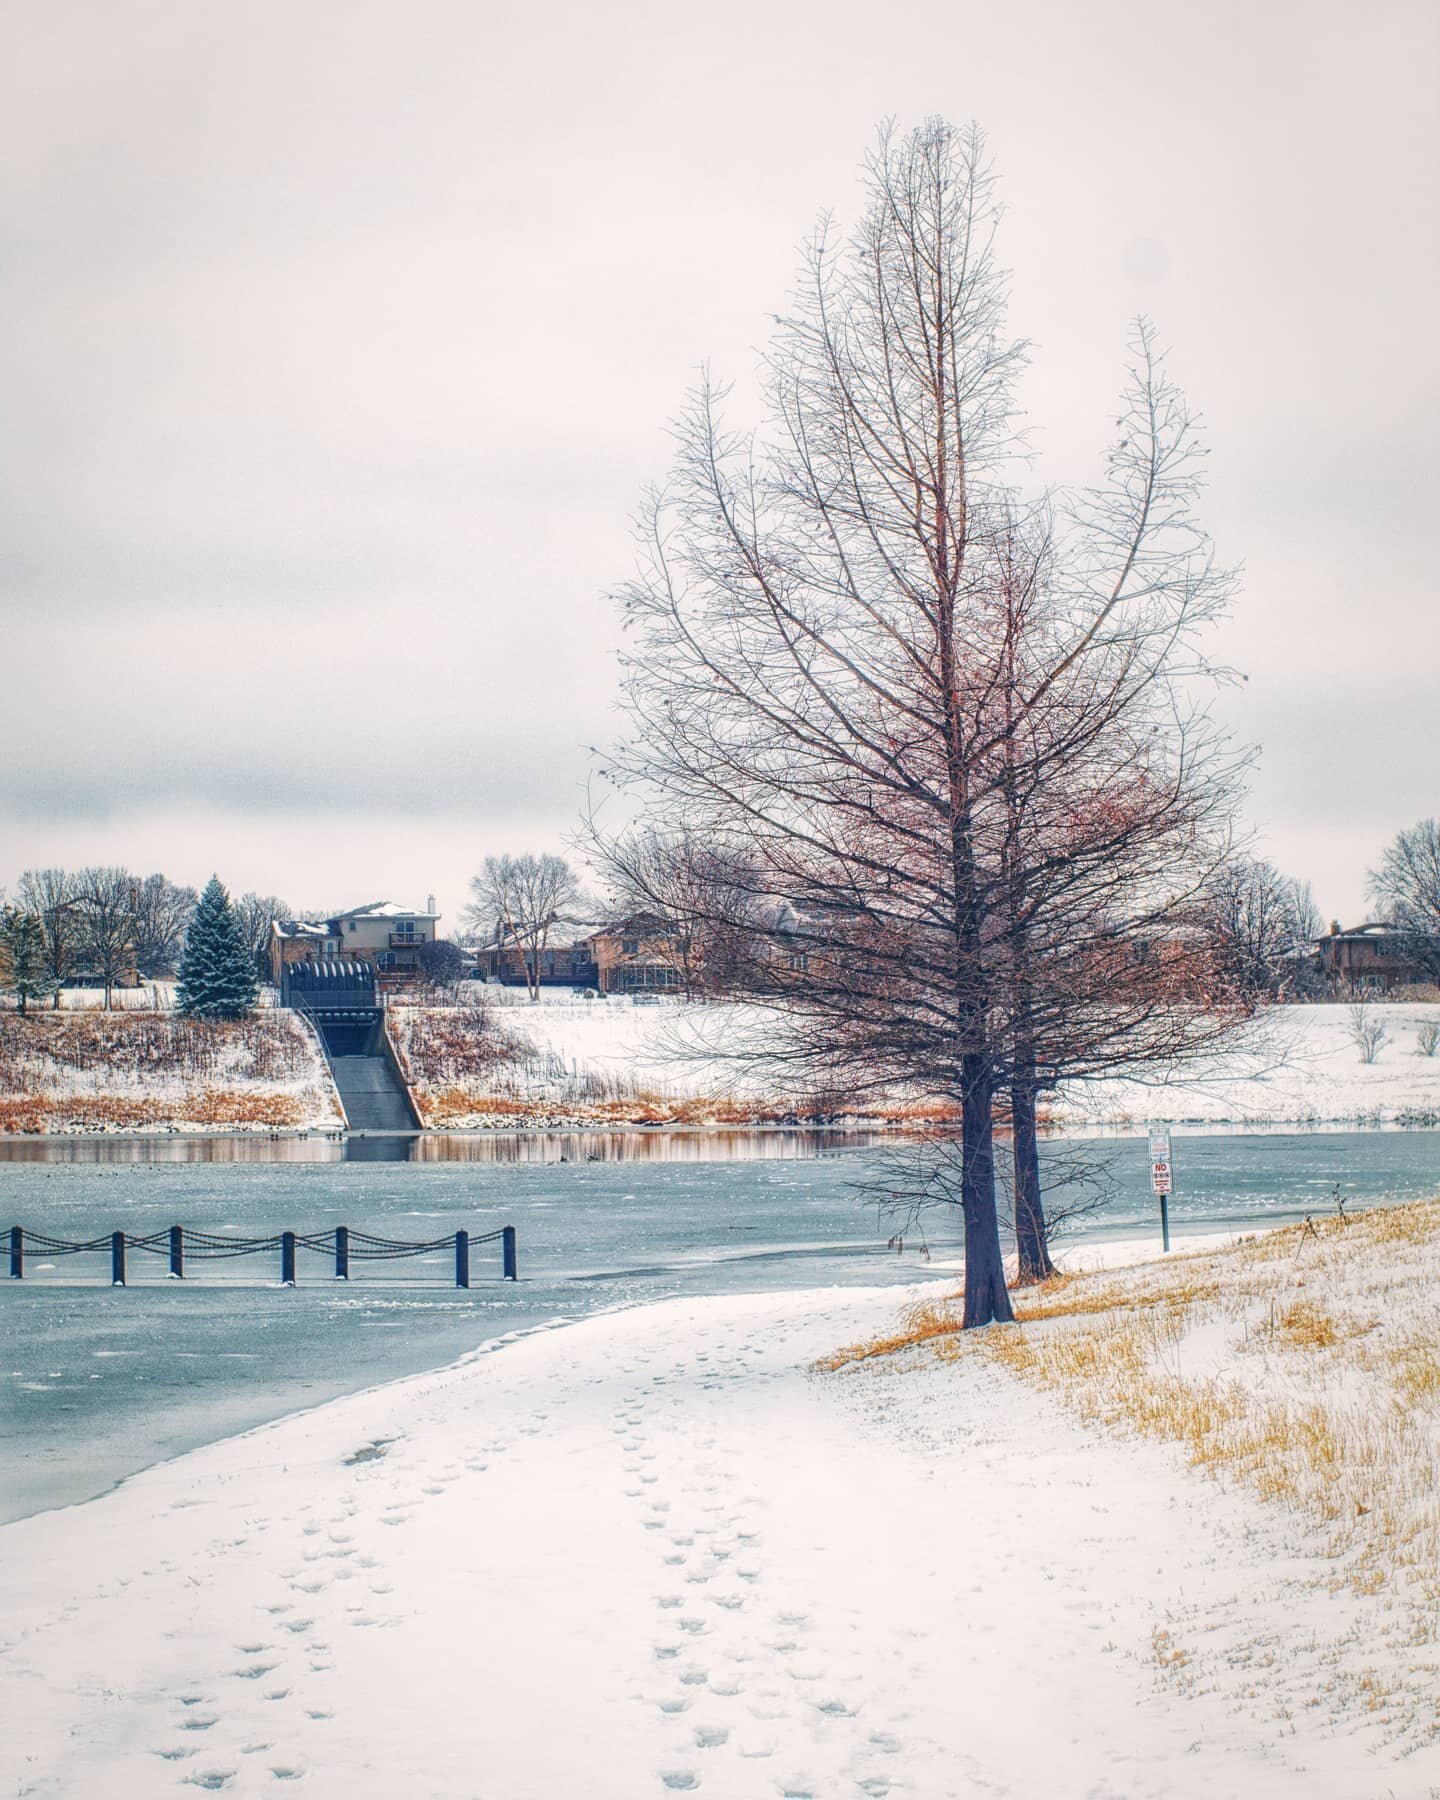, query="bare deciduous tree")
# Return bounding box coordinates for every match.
[587,824,761,999]
[1369,819,1440,983]
[72,867,140,1011]
[131,874,198,978]
[17,868,83,1007]
[1200,856,1320,1000]
[606,119,1246,1325]
[464,854,584,1002]
[232,893,292,978]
